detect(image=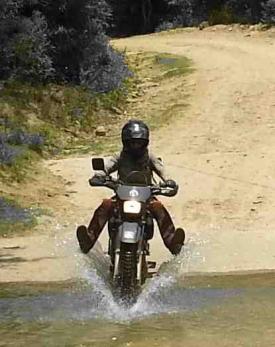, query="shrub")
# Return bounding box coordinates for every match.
[80,37,130,92]
[0,129,44,166]
[224,0,262,23]
[208,5,234,25]
[0,197,32,223]
[156,0,207,31]
[7,130,44,147]
[261,0,275,23]
[0,0,129,92]
[0,2,54,82]
[156,0,264,29]
[0,139,20,165]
